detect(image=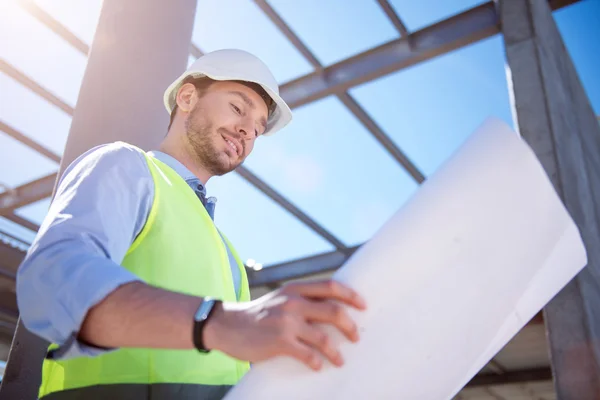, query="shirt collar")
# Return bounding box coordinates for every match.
[148,150,206,194]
